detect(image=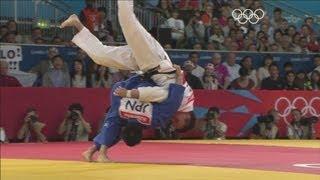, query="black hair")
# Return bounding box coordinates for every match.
[95,65,109,82]
[26,107,37,113]
[273,7,282,13]
[269,62,279,70]
[239,67,249,76]
[207,107,220,114]
[189,51,199,57]
[175,112,196,133]
[283,61,293,68]
[121,122,143,147]
[285,70,295,76]
[71,59,86,80]
[52,55,63,61]
[68,103,84,114]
